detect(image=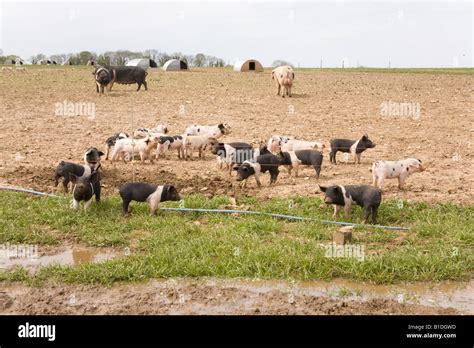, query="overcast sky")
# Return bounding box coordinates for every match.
[1,0,472,67]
